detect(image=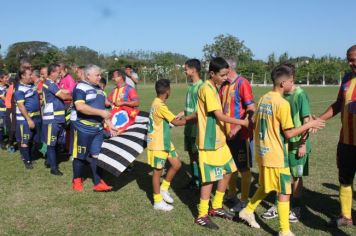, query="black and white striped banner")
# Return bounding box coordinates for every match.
[97,111,149,176]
